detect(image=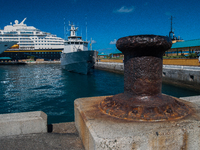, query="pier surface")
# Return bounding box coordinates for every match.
[0,96,200,149]
[0,122,84,150]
